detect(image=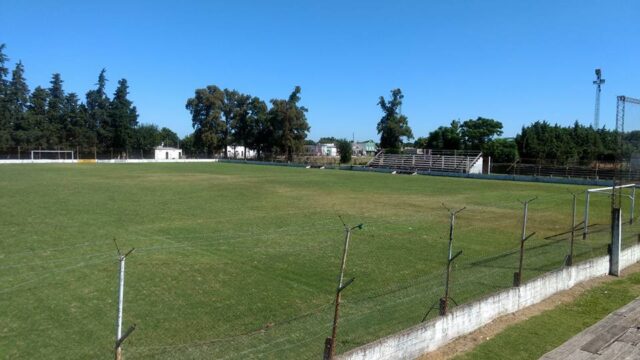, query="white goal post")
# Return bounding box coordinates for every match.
[30,150,75,160]
[583,183,636,239]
